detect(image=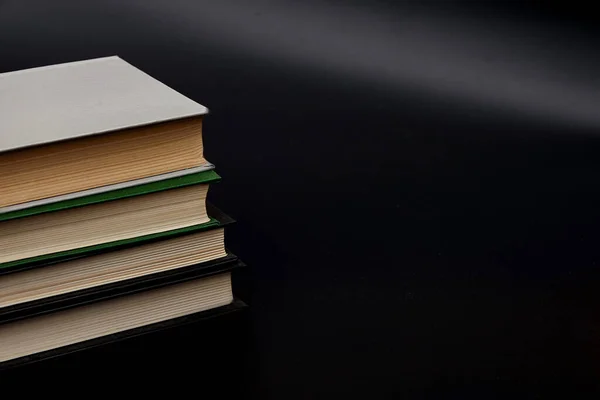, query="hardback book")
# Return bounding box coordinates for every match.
[0,272,245,368]
[0,170,221,271]
[0,56,210,210]
[0,301,251,396]
[0,253,243,324]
